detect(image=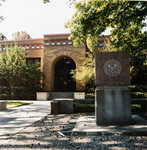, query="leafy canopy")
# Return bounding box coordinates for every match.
[0,44,27,96]
[67,1,147,85]
[43,0,50,3]
[0,44,44,96]
[0,33,6,41]
[12,31,31,40]
[71,40,116,84]
[65,0,147,53]
[0,44,27,82]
